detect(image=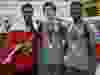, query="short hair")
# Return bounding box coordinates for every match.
[21,3,33,16]
[42,1,56,13]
